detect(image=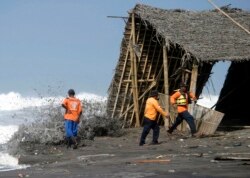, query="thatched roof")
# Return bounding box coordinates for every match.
[133,4,250,61]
